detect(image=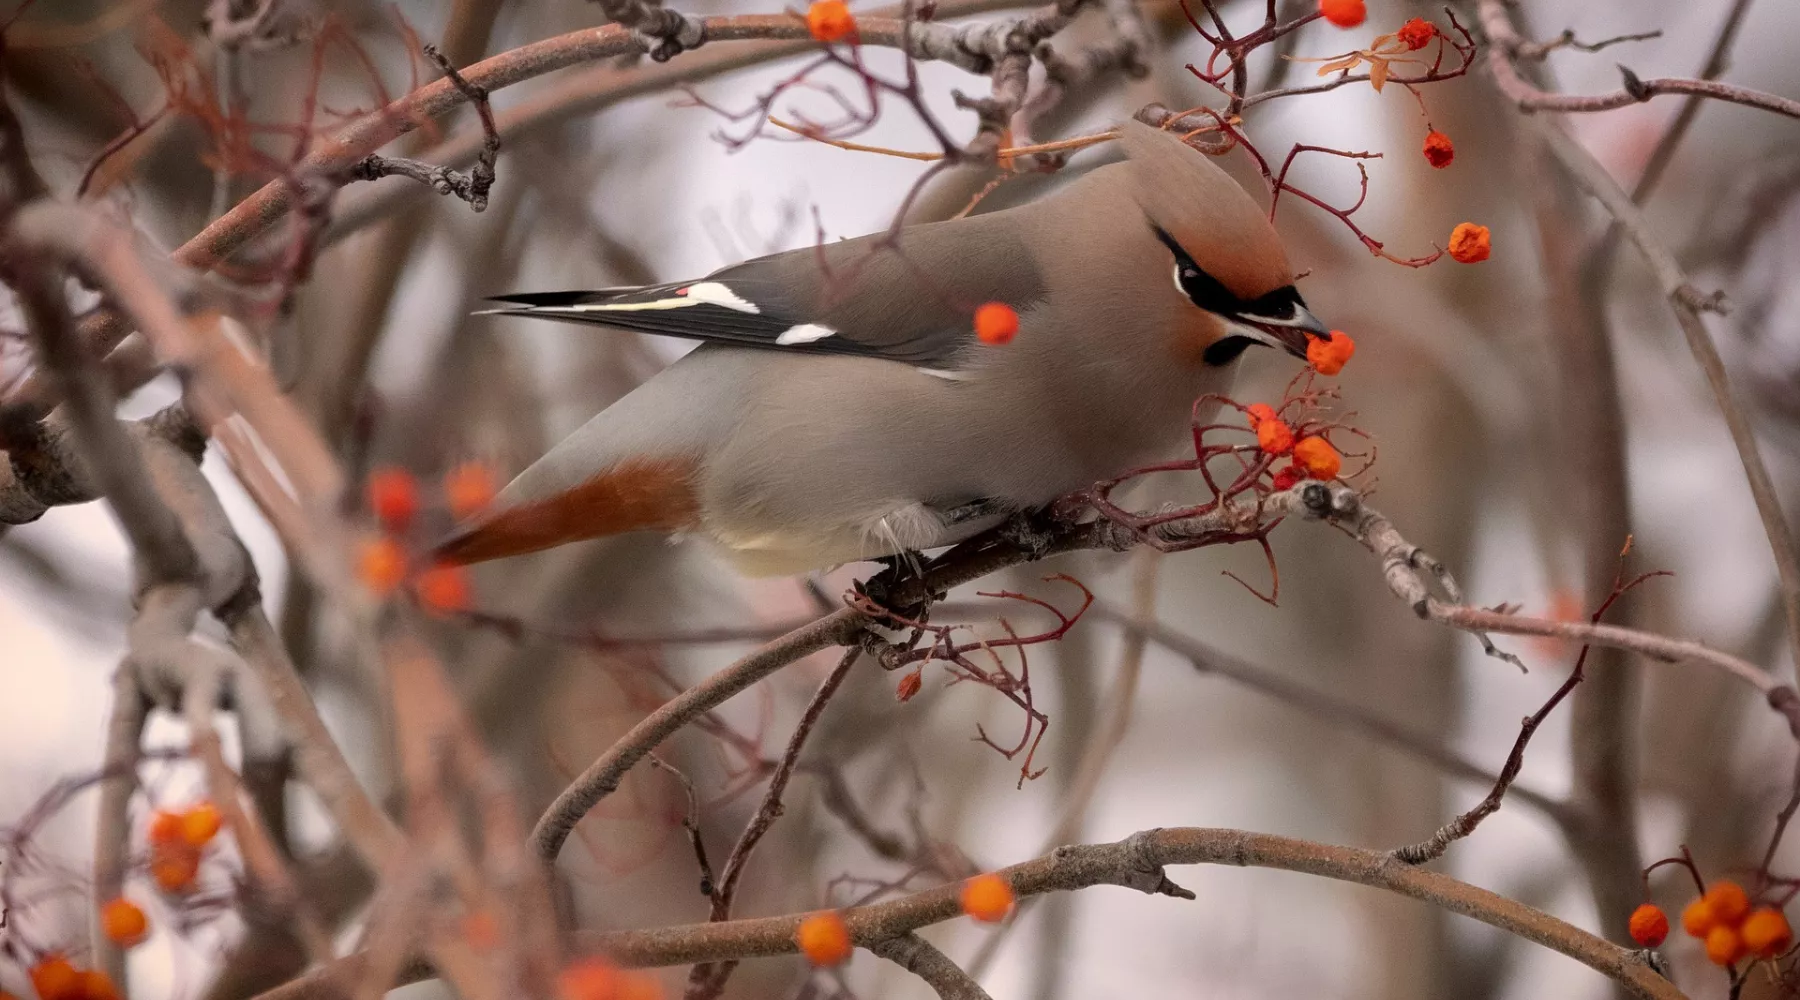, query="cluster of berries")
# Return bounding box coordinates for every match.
[357,463,497,614]
[16,804,232,1000]
[1628,880,1792,968]
[146,802,223,894]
